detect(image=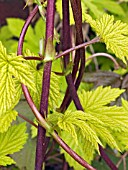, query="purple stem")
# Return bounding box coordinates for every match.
[24,56,42,60]
[99,145,118,170]
[71,0,85,81]
[18,5,38,54]
[18,113,38,128]
[55,37,99,60]
[60,1,117,170]
[63,158,68,170]
[60,0,85,112]
[17,3,96,170]
[35,1,55,170]
[62,0,83,110]
[21,83,96,170]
